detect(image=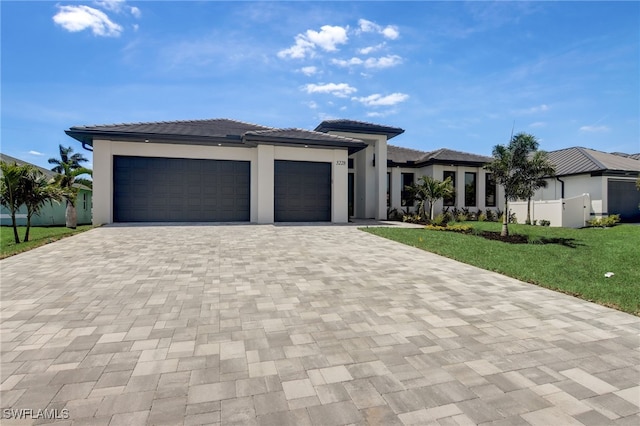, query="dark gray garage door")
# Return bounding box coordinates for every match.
[274,160,331,222]
[113,156,250,222]
[608,179,640,222]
